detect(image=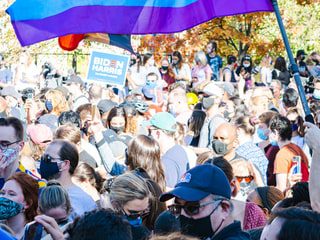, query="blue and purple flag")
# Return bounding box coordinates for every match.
[6,0,273,47]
